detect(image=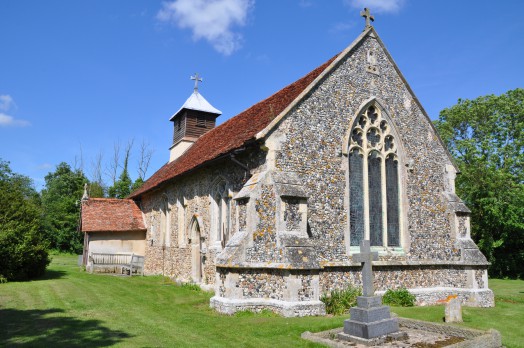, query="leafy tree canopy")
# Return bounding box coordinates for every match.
[41,162,87,253]
[435,88,524,278]
[0,159,50,280]
[108,163,132,199]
